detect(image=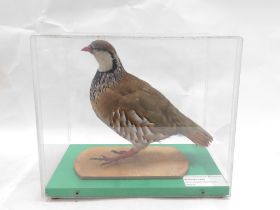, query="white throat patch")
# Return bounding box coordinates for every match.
[94,51,113,72]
